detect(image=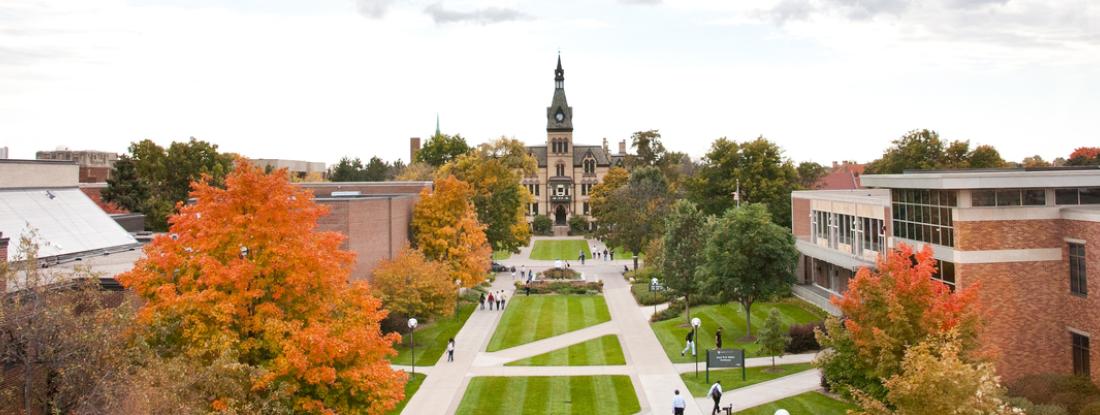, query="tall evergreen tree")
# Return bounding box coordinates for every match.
[661,200,709,326]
